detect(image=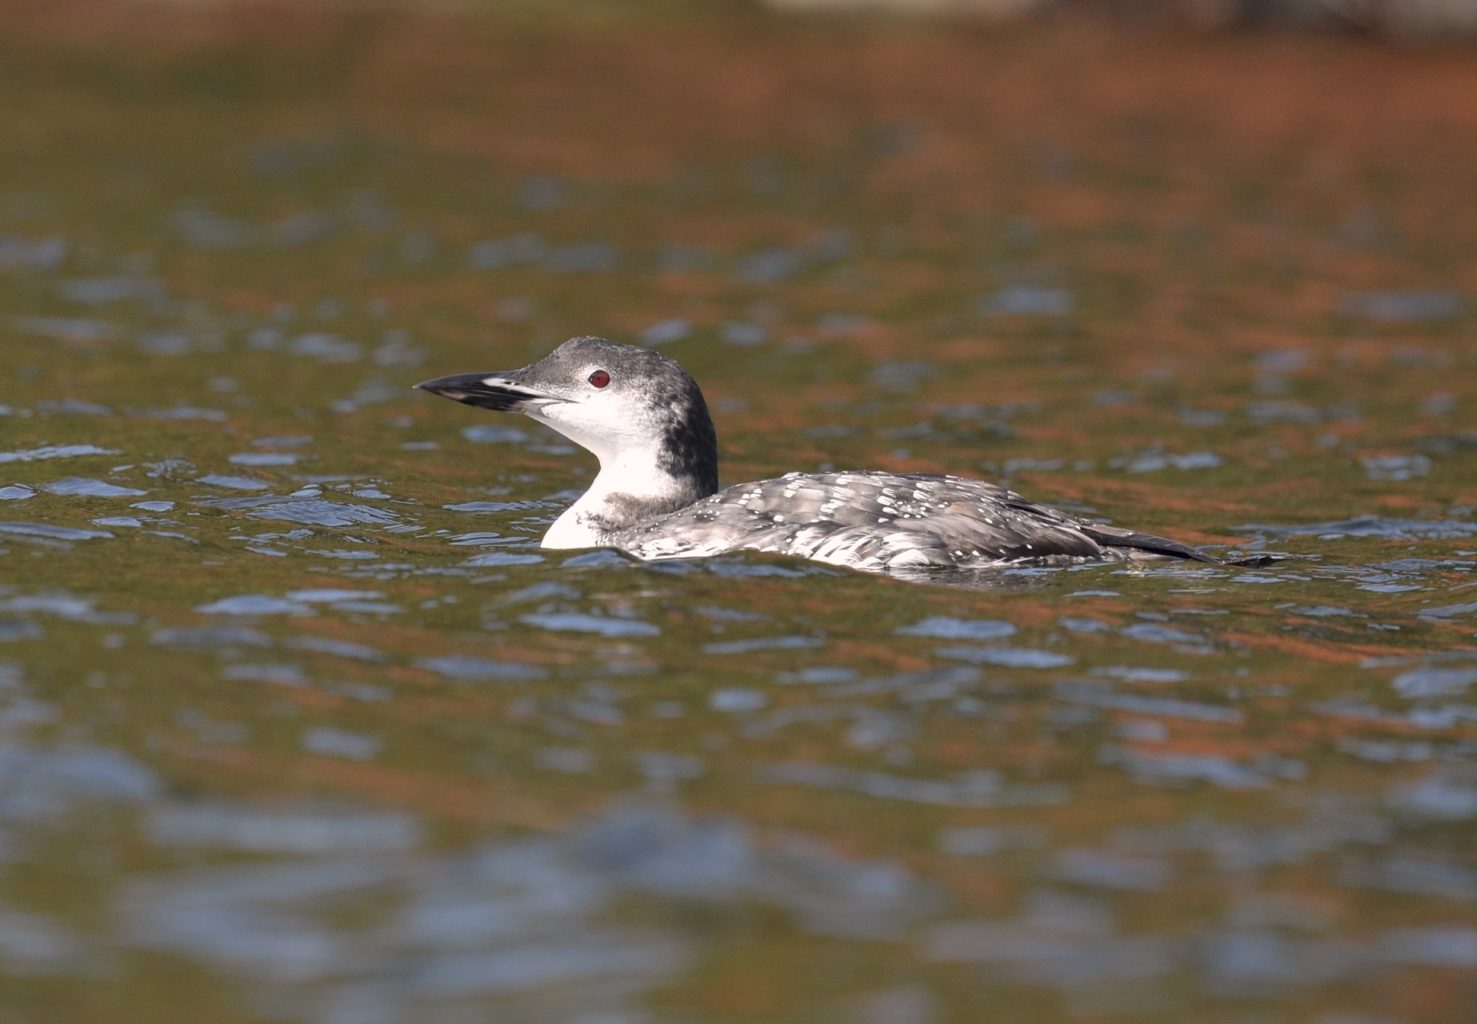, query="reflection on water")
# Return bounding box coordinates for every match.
[2,5,1476,1023]
[116,804,930,1020]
